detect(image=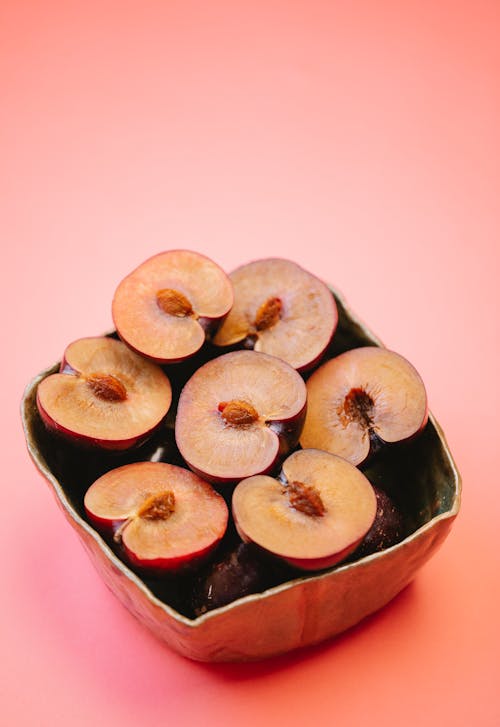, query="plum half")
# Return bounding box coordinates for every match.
[112,250,234,363]
[300,346,428,466]
[84,461,228,573]
[36,337,172,450]
[212,258,337,371]
[232,449,377,571]
[175,350,307,483]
